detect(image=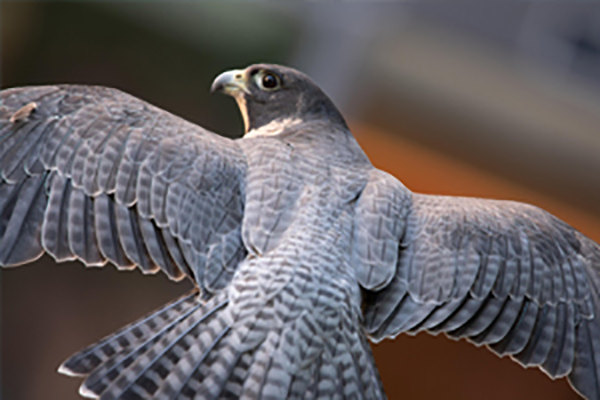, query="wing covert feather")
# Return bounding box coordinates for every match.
[0,85,247,292]
[357,174,600,399]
